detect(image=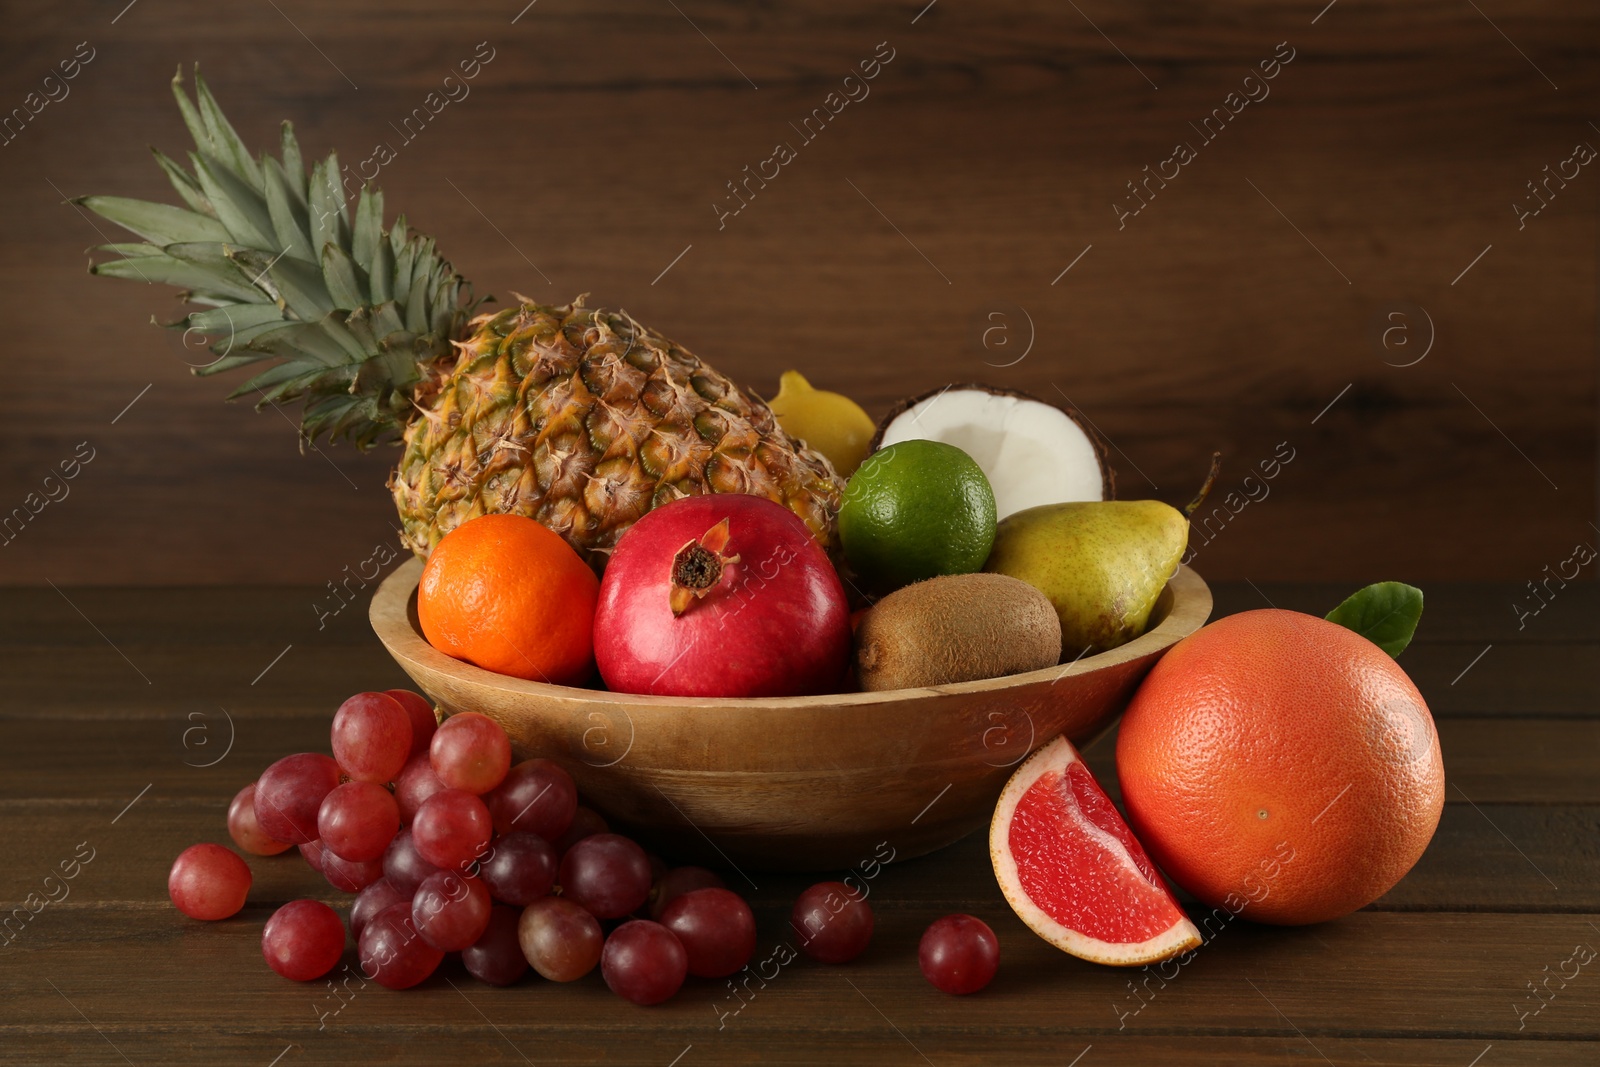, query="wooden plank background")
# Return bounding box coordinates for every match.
[0,0,1595,585]
[1,580,1595,1063]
